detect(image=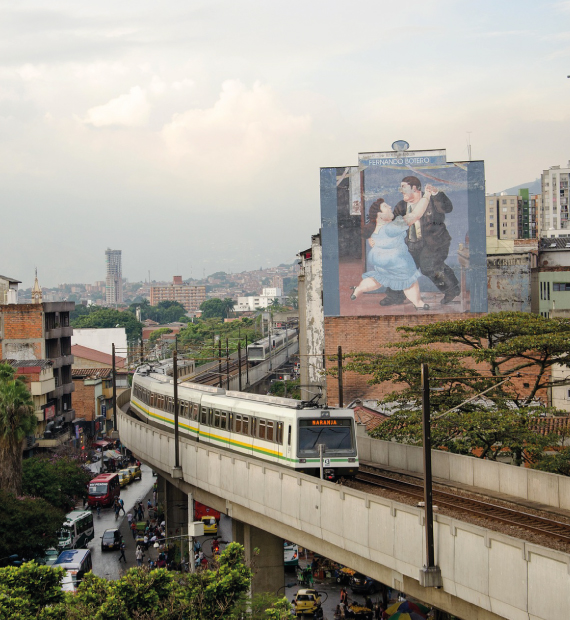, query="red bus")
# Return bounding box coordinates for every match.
[87,473,120,508]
